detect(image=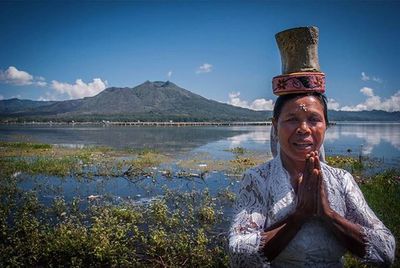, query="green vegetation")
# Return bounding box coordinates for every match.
[356,170,400,267]
[0,142,232,267]
[0,142,398,267]
[0,141,52,150]
[0,188,228,267]
[131,151,168,169]
[226,146,246,155]
[328,157,400,267]
[176,149,268,177]
[326,155,365,174]
[326,155,379,176]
